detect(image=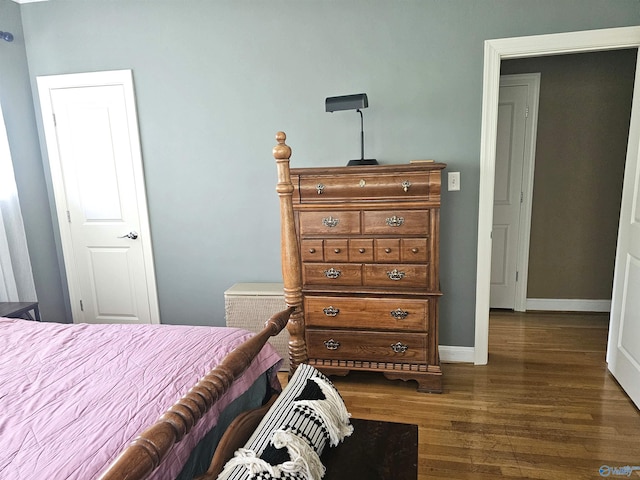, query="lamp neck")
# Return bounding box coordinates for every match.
[357,109,364,160]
